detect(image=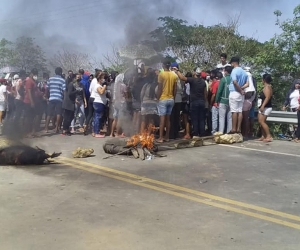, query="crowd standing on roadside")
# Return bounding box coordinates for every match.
[0,54,283,143]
